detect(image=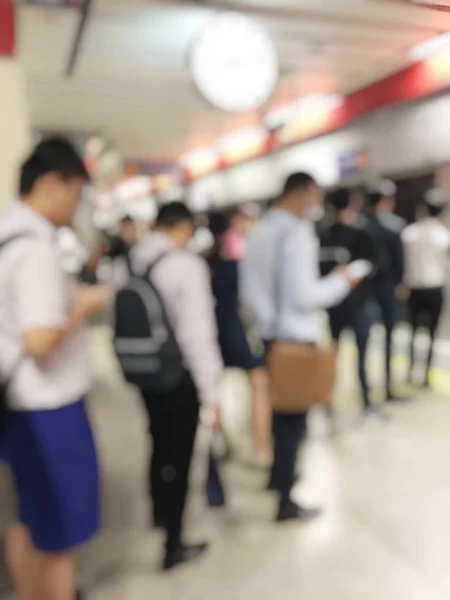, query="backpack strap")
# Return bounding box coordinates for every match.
[144,249,177,280]
[0,232,34,253]
[0,232,36,396]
